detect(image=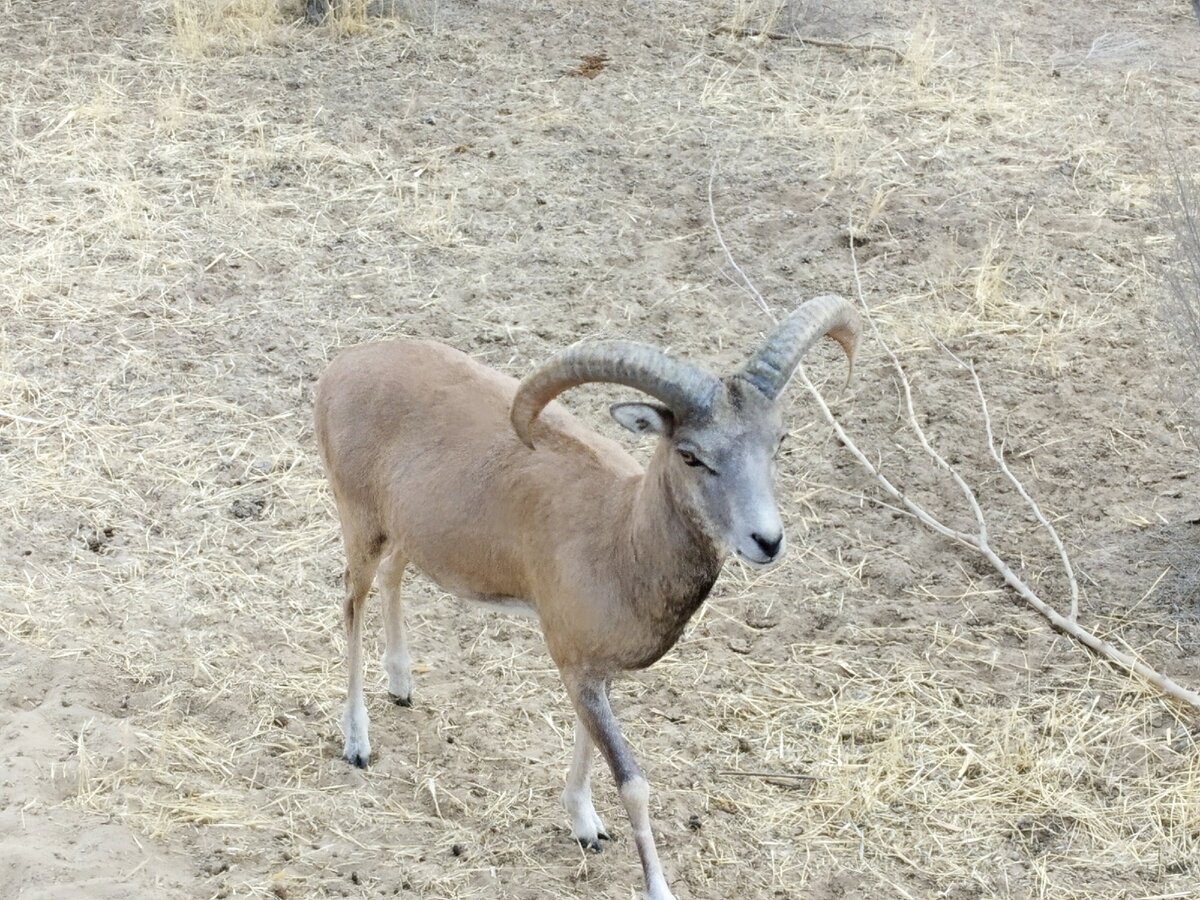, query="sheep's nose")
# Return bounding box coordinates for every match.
[751,531,783,559]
